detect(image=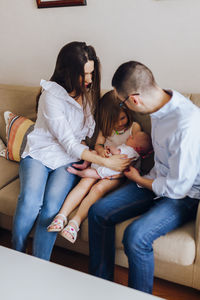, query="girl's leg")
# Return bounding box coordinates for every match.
[32,163,80,260]
[73,179,122,225]
[67,166,101,179]
[62,179,122,243]
[12,156,49,253]
[47,177,97,231]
